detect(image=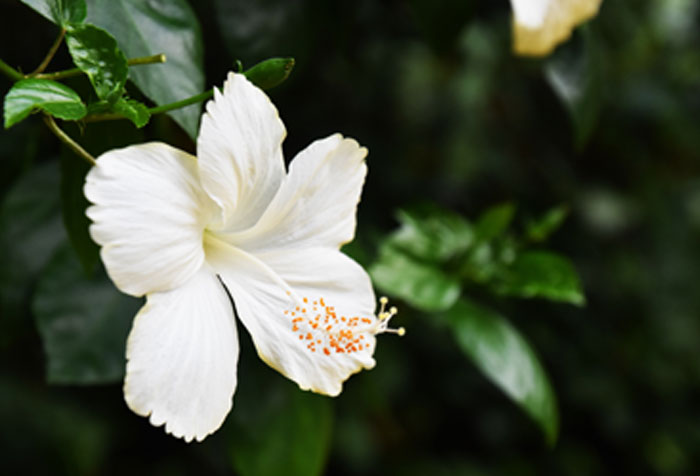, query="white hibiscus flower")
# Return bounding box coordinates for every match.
[84,72,402,442]
[511,0,603,56]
